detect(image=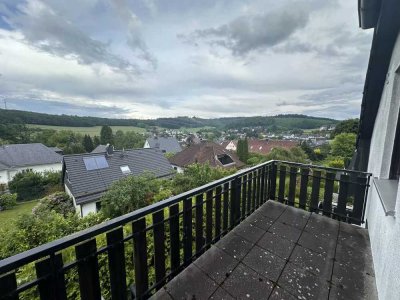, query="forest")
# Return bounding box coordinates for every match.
[0,109,338,130]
